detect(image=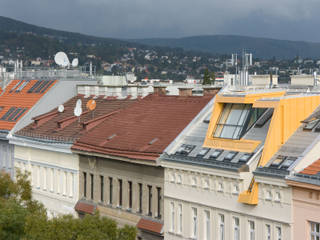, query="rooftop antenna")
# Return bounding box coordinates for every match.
[54,52,70,68]
[58,104,64,113]
[86,99,97,119]
[74,99,82,122]
[72,58,79,68]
